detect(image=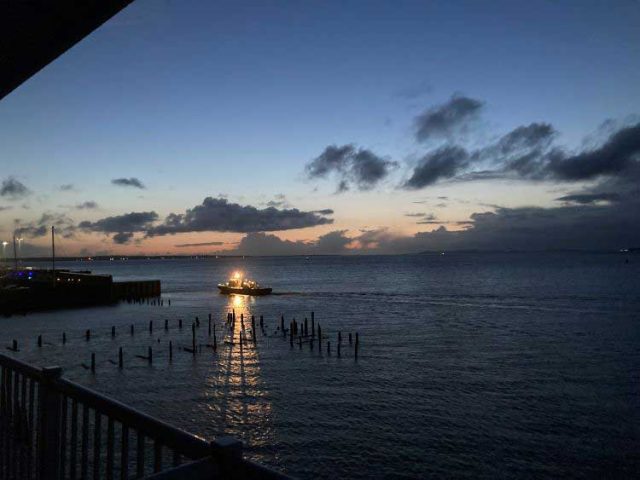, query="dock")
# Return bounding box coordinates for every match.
[0,269,162,315]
